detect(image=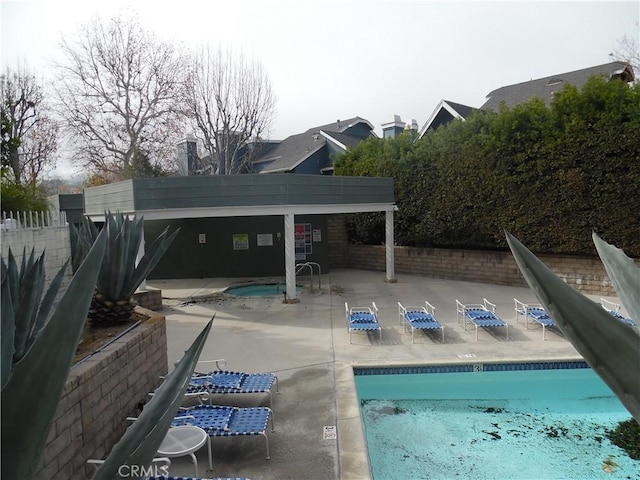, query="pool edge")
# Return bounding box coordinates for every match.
[337,355,586,480]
